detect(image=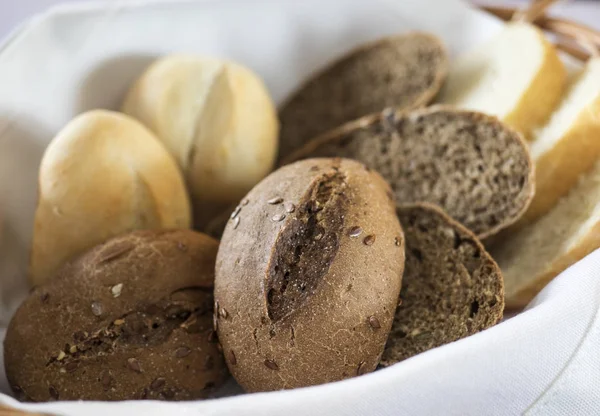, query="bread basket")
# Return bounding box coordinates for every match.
[1,0,600,414]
